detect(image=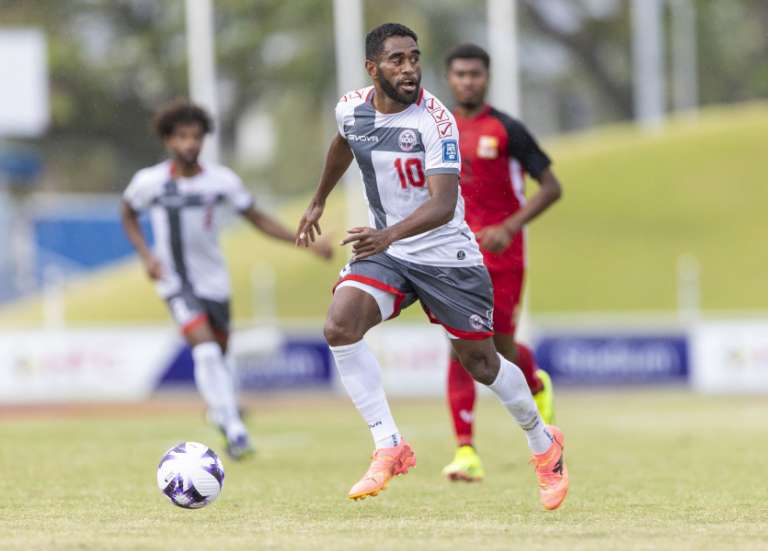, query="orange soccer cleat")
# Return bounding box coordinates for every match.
[347,440,416,501]
[531,425,569,510]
